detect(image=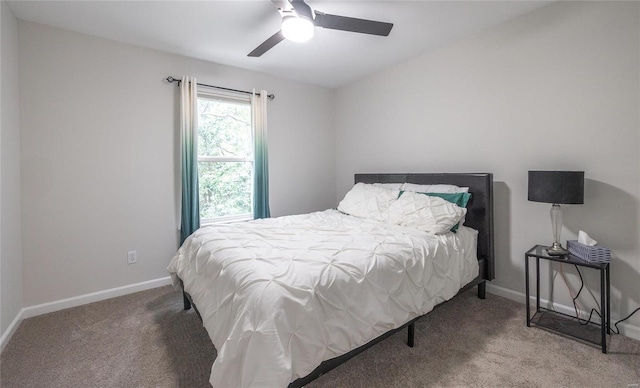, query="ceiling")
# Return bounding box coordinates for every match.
[7,1,551,89]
